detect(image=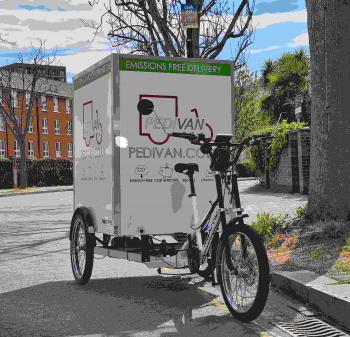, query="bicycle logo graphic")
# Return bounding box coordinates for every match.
[138,94,213,145]
[83,100,103,147]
